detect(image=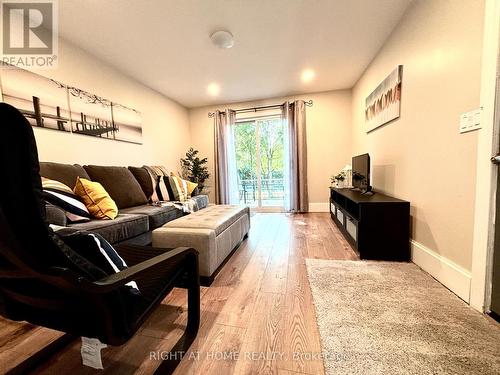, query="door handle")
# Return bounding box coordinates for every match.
[491,154,500,165]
